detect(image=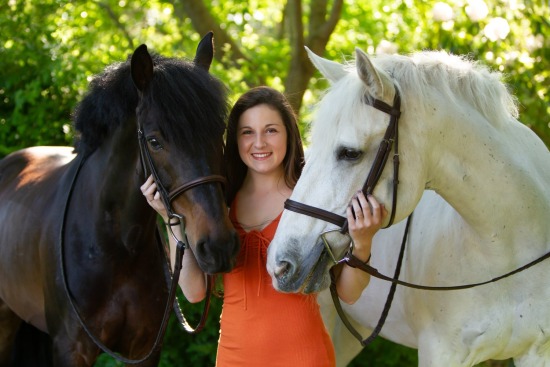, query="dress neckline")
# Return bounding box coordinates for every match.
[230,195,283,234]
